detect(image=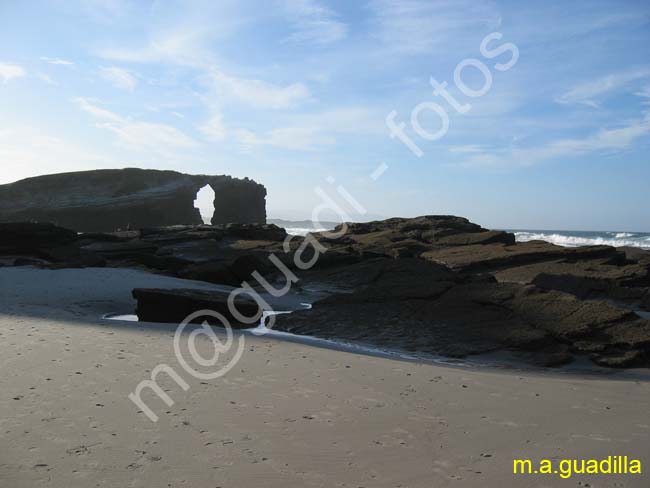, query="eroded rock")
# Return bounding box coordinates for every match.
[132,288,262,327]
[0,168,266,232]
[276,258,650,367]
[3,214,649,368]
